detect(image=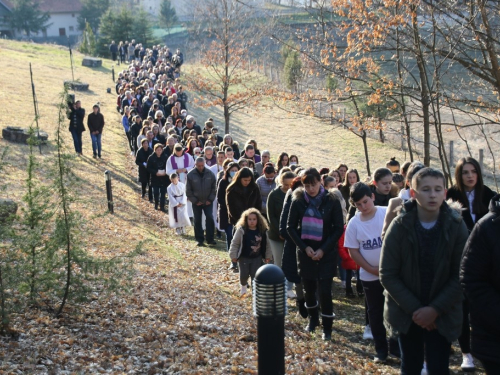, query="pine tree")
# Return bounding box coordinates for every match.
[79,22,97,56]
[133,9,155,46]
[16,127,52,304]
[9,0,51,37]
[159,0,178,34]
[77,0,110,33]
[284,50,302,91]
